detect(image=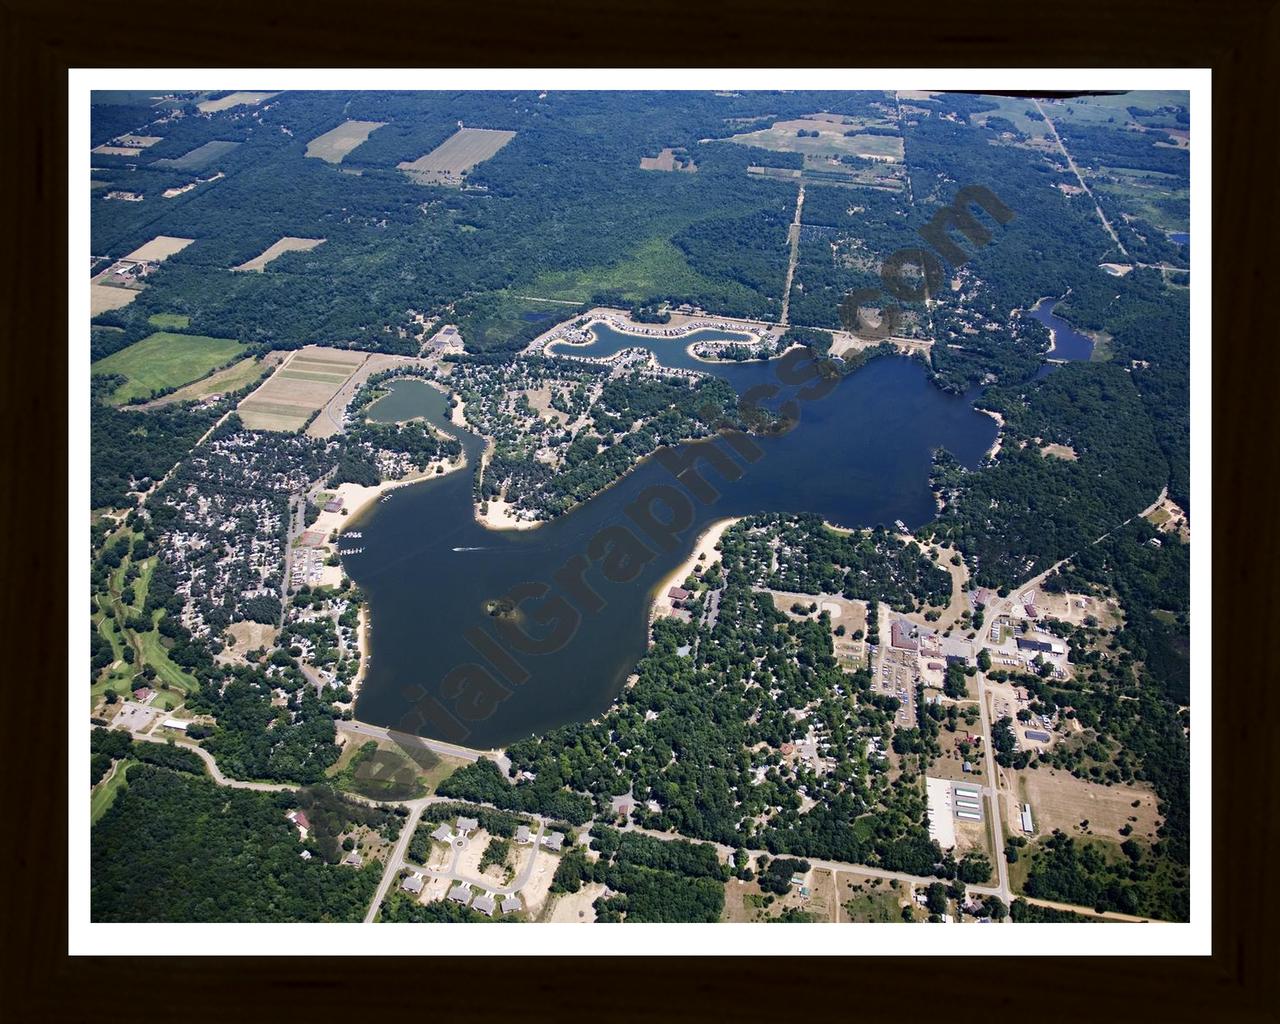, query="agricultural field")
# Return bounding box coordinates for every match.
[196,91,279,113]
[91,331,248,405]
[237,345,366,432]
[90,283,139,315]
[970,95,1055,143]
[153,139,241,172]
[233,236,326,272]
[147,313,190,329]
[730,115,904,163]
[305,120,387,163]
[398,127,516,185]
[144,353,278,408]
[1092,167,1190,233]
[639,147,697,173]
[93,134,163,157]
[123,235,195,263]
[1015,768,1162,842]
